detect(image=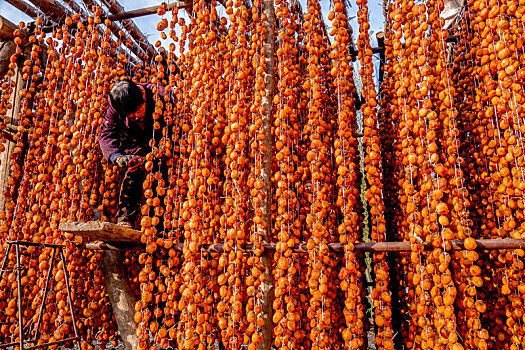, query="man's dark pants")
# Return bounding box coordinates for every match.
[116,166,145,225]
